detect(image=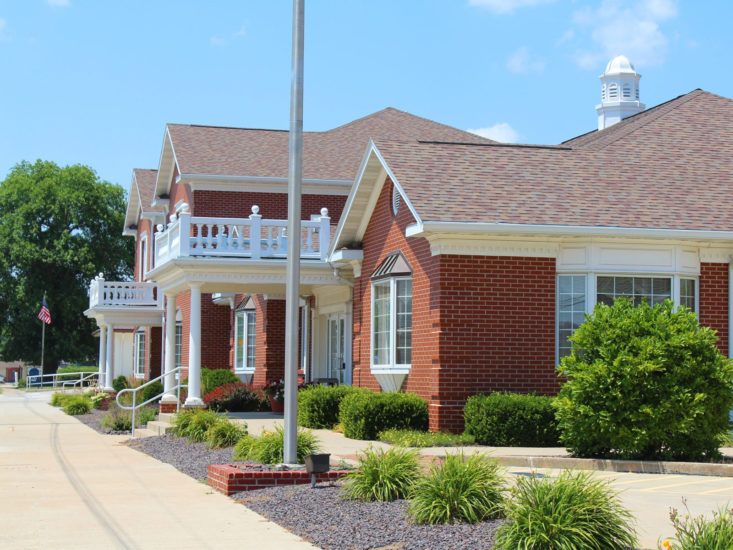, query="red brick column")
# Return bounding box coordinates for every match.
[699,263,729,356]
